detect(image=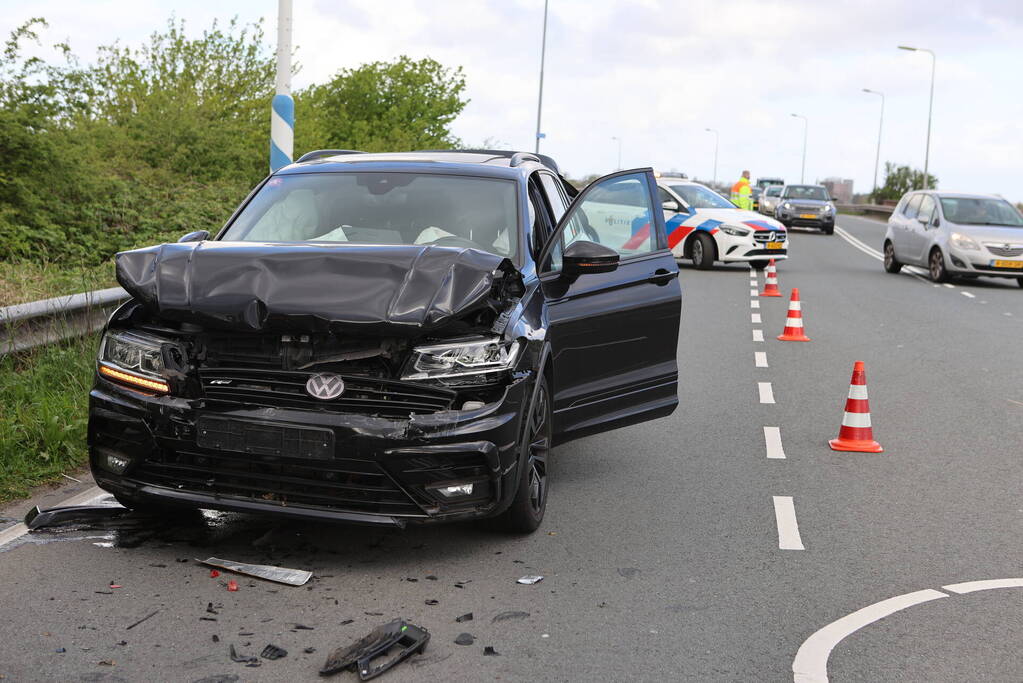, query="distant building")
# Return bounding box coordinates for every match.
[821,178,854,203]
